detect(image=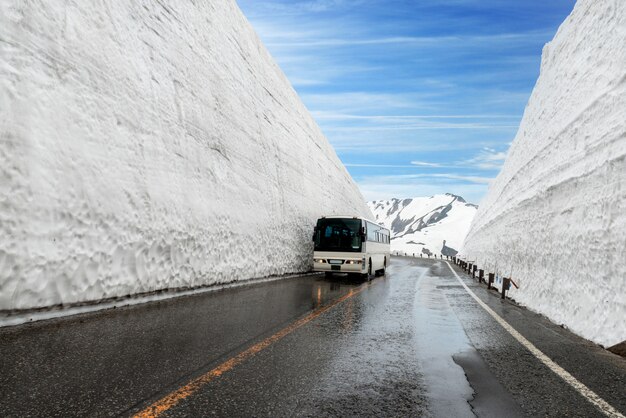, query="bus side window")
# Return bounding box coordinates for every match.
[367,222,376,242]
